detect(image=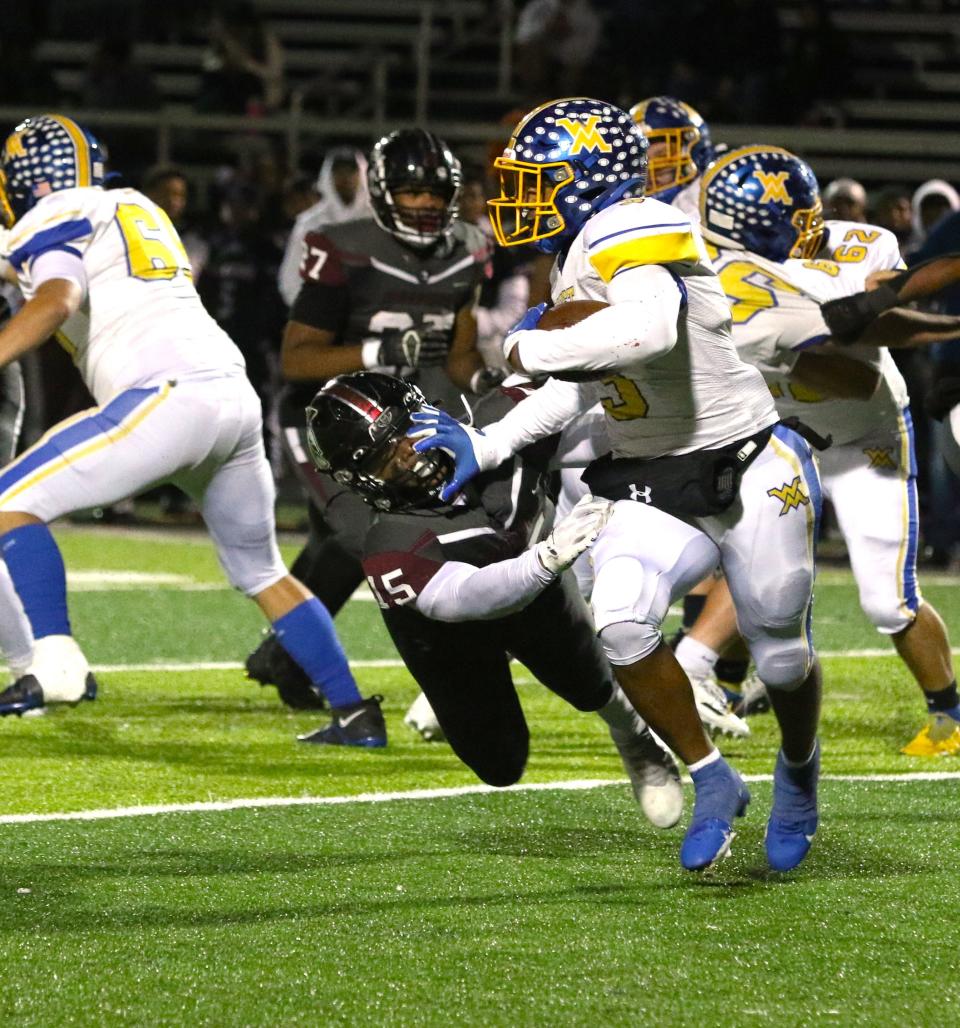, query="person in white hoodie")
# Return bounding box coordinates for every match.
[908,179,960,257]
[276,146,370,306]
